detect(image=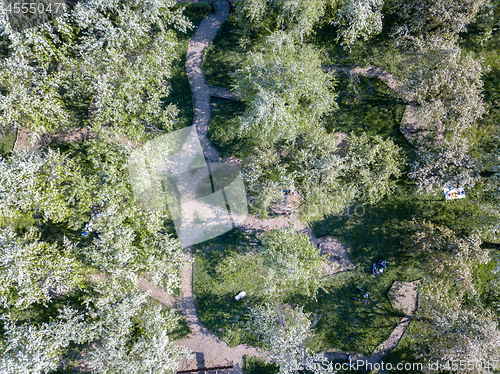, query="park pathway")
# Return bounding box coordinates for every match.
[169,0,421,372]
[185,0,227,163]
